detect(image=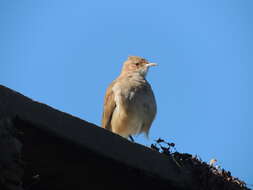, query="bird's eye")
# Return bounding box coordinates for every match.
[135,63,140,66]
